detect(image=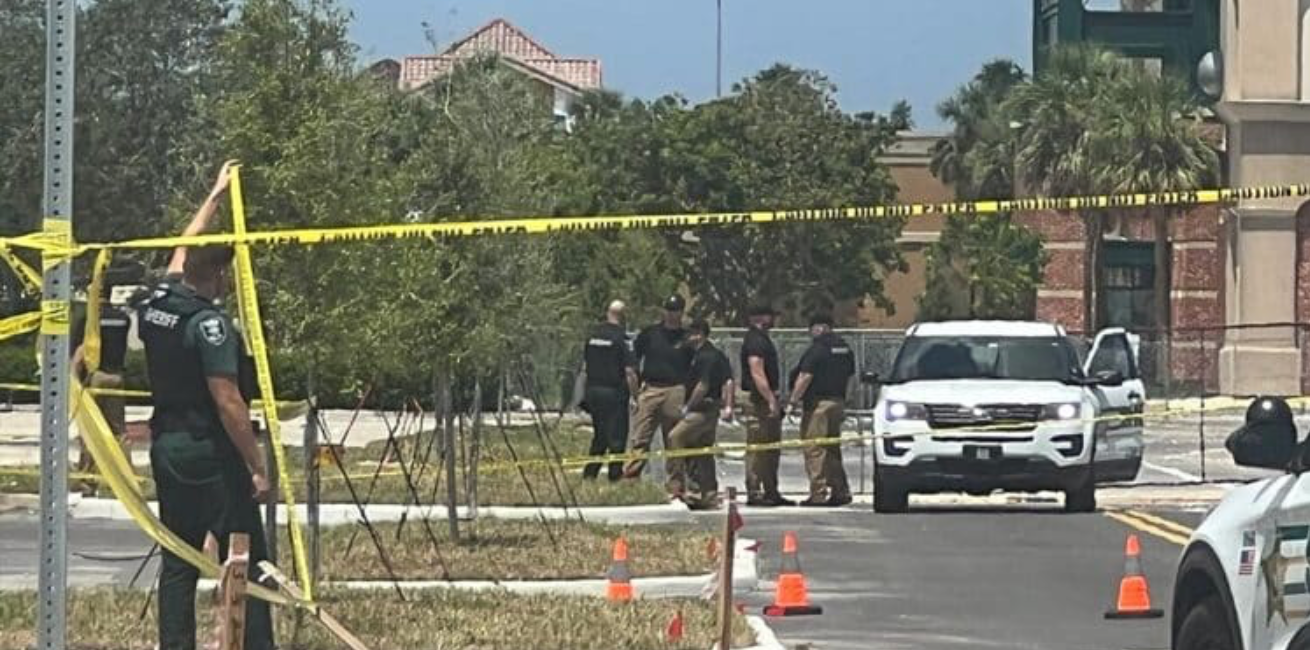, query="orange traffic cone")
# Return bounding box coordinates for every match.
[1104,534,1163,619]
[763,531,823,616]
[606,537,634,602]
